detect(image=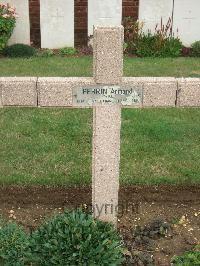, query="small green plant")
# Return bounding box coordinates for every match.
[171,216,180,225]
[37,49,54,57]
[171,246,200,265]
[0,3,17,51]
[161,37,183,57]
[134,219,170,240]
[126,17,183,57]
[0,220,30,266]
[135,32,156,57]
[191,41,200,57]
[29,209,123,265]
[59,46,77,56]
[123,17,144,54]
[3,43,36,58]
